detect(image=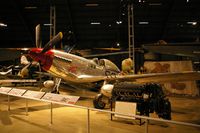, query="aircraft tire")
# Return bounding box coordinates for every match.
[93,94,106,109]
